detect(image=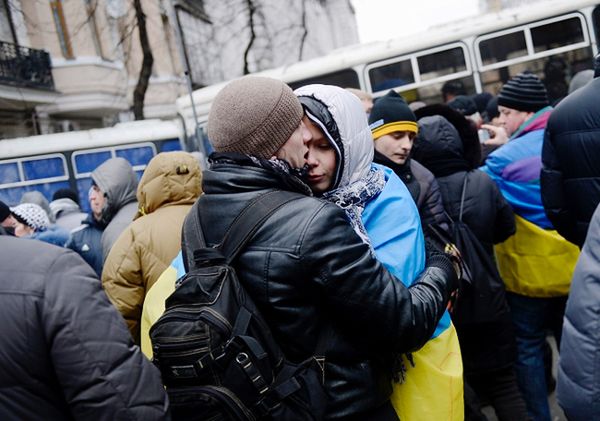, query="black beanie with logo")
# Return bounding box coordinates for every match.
[368,90,418,140]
